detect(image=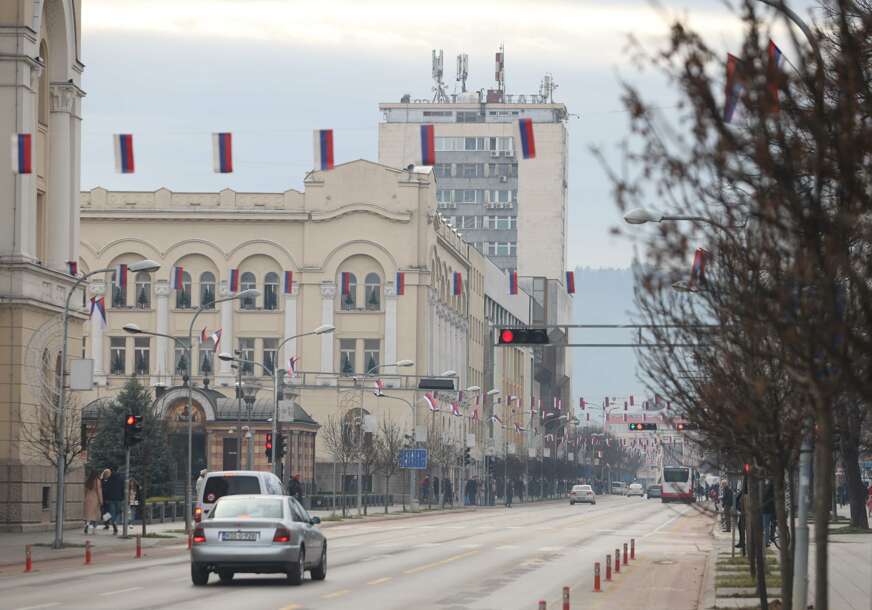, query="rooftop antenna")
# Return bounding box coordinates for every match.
[495,44,505,94]
[539,72,557,103]
[456,53,469,93]
[431,49,449,103]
